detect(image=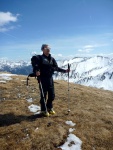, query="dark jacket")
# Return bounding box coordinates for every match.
[32,54,66,77]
